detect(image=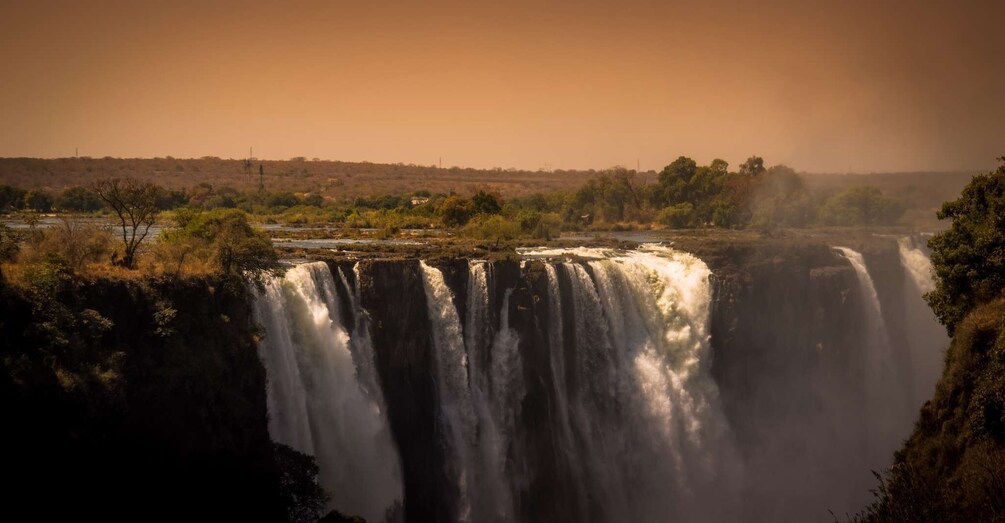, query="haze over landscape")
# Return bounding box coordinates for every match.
[3,2,1005,523]
[1,0,1003,172]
